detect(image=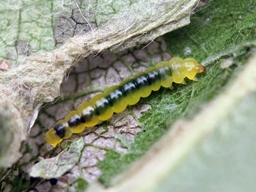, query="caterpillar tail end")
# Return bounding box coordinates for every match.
[45,128,63,148]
